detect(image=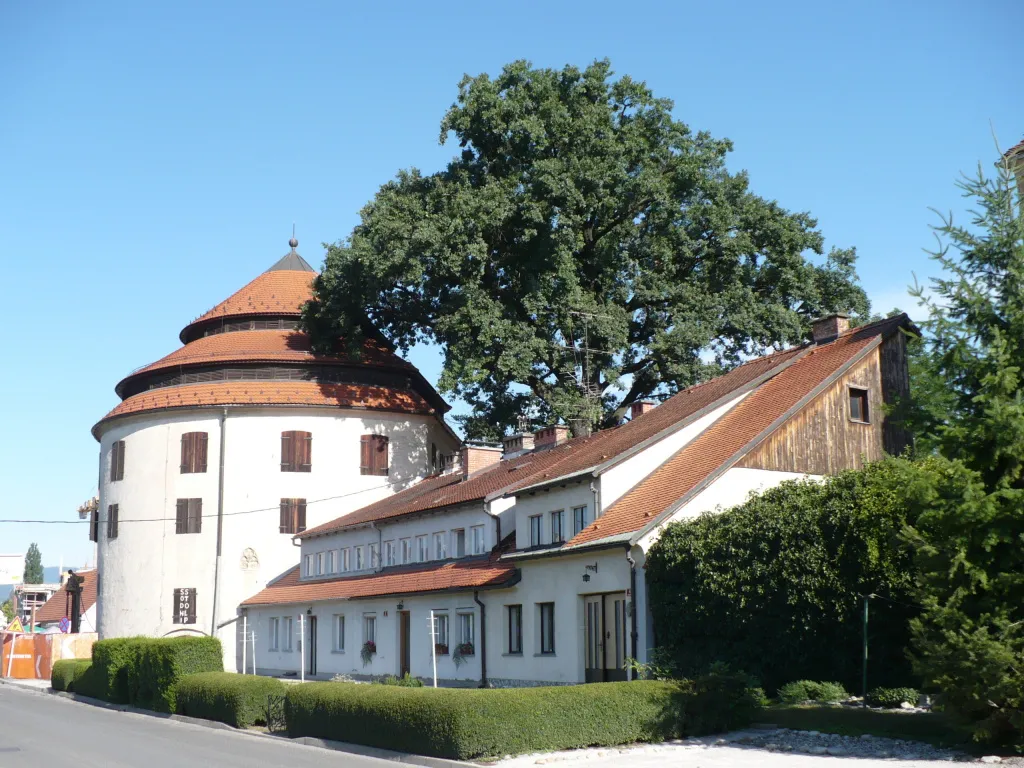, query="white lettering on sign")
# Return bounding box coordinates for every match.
[172,588,197,625]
